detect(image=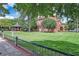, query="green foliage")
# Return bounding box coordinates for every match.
[0,19,25,27]
[67,20,76,30]
[0,4,9,16]
[15,3,54,17]
[0,19,16,27]
[43,18,56,30]
[30,18,37,31]
[2,3,79,32]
